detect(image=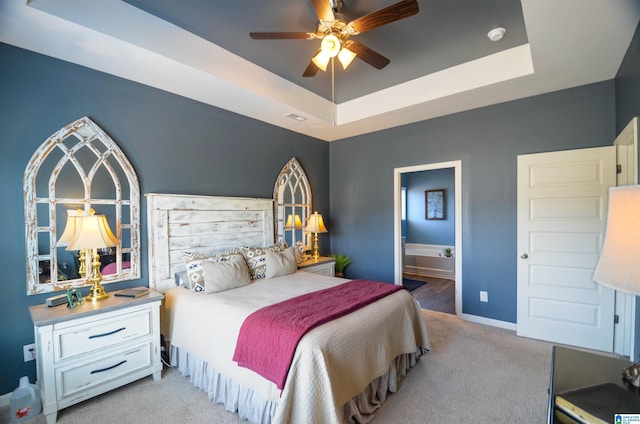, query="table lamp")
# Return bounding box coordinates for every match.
[304,211,327,260]
[592,185,640,386]
[62,209,118,301]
